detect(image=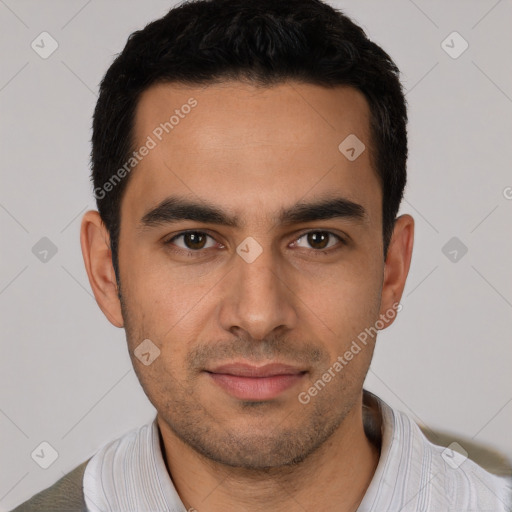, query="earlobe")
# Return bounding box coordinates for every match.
[80,210,124,328]
[379,214,414,327]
